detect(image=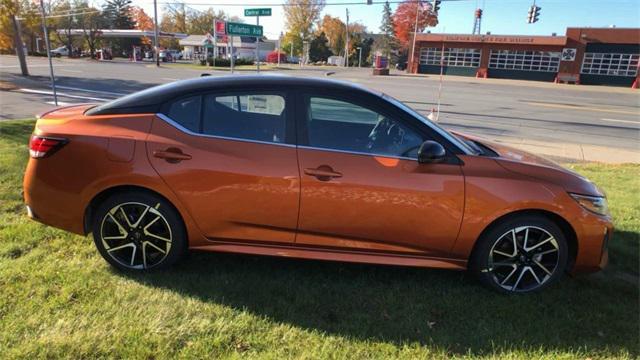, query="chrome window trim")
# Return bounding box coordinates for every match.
[298,145,418,161]
[155,112,296,148]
